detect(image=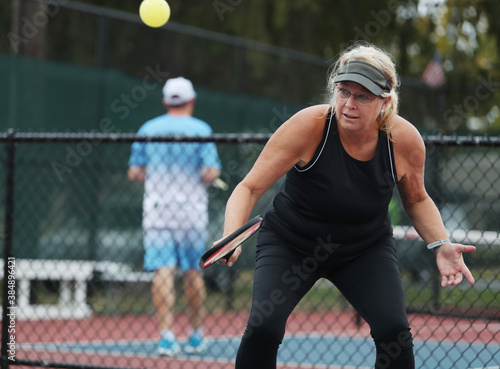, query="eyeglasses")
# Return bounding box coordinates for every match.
[335,86,380,106]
